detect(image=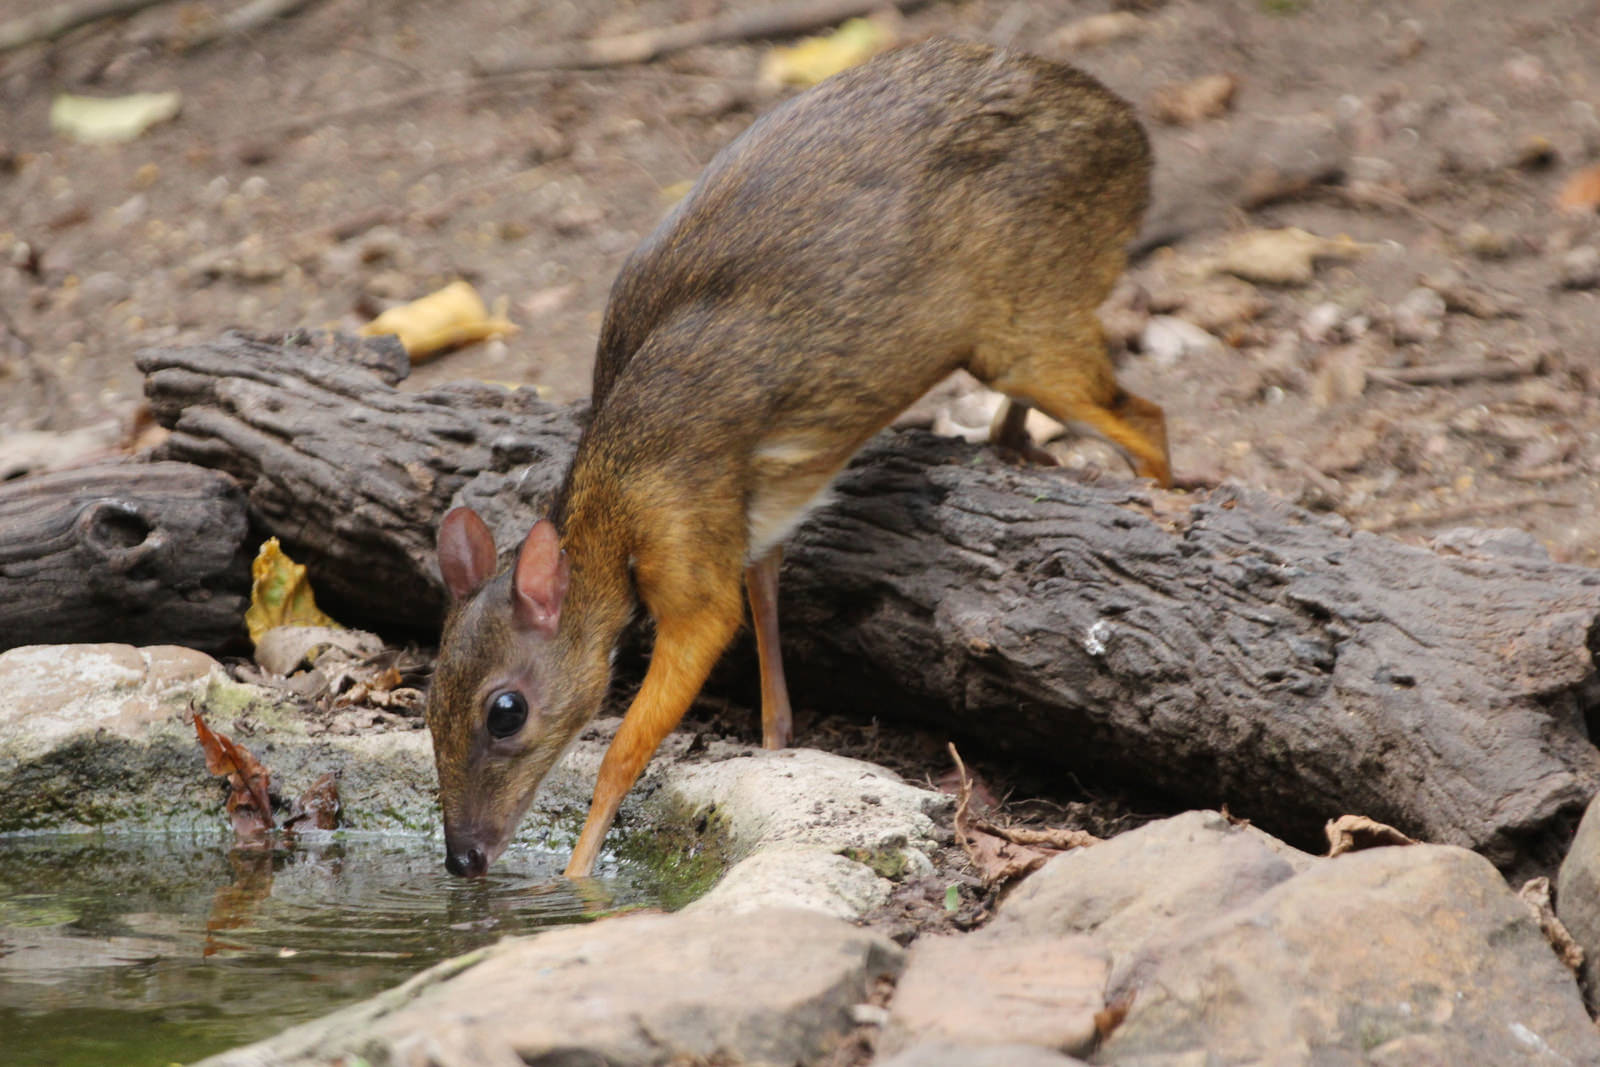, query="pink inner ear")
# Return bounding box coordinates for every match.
[512,519,570,636]
[438,508,497,602]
